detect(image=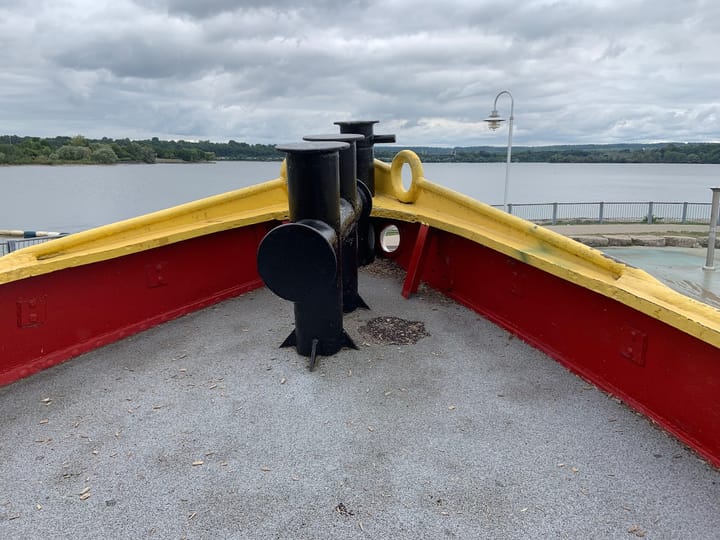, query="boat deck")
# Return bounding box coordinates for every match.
[1,261,718,539]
